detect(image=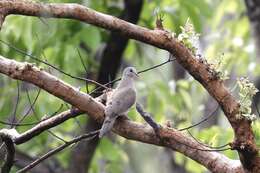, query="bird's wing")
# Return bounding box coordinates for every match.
[105,87,136,116]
